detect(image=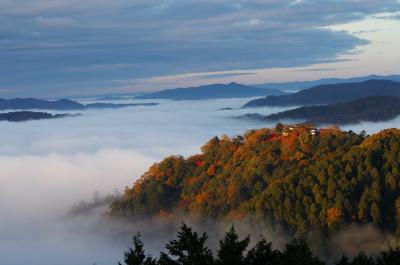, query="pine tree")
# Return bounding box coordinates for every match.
[351,252,375,265]
[216,226,250,265]
[280,239,324,265]
[335,255,350,265]
[119,233,156,265]
[377,247,400,265]
[162,223,214,265]
[245,238,280,265]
